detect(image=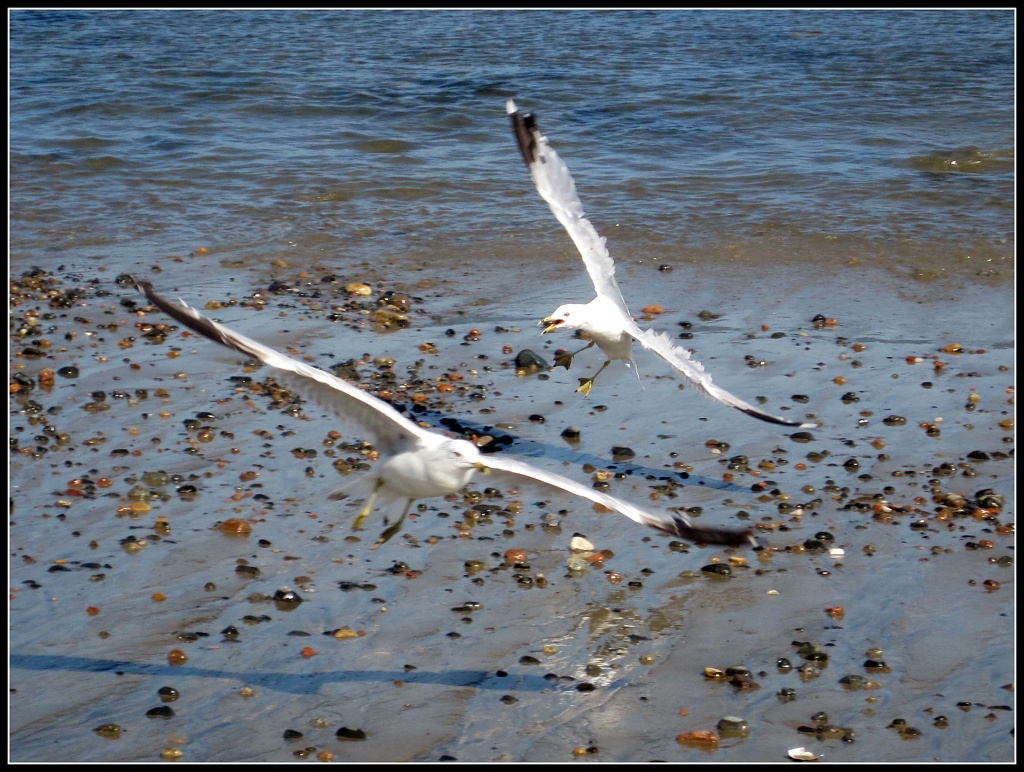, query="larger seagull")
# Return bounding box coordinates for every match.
[508,100,814,429]
[132,278,756,548]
